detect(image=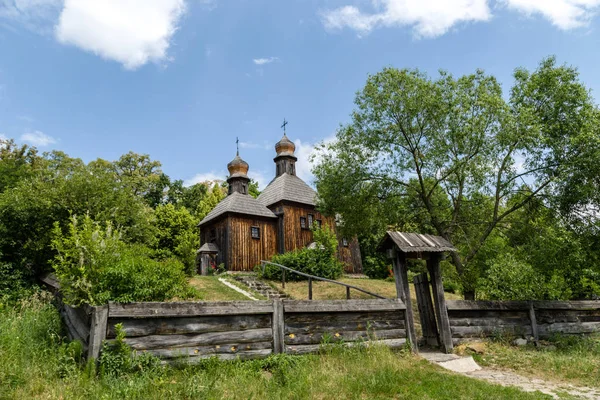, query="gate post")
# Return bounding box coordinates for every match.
[392,252,418,353]
[427,254,453,353]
